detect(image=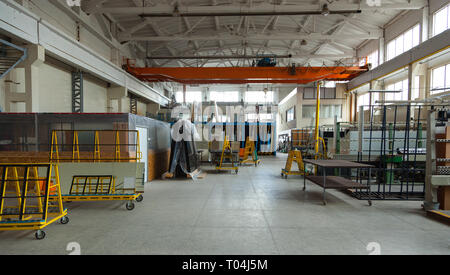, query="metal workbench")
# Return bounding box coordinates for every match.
[303,159,374,205]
